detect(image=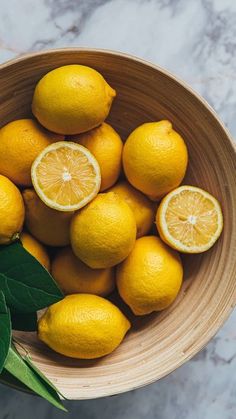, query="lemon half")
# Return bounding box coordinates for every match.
[31,141,101,212]
[156,185,223,253]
